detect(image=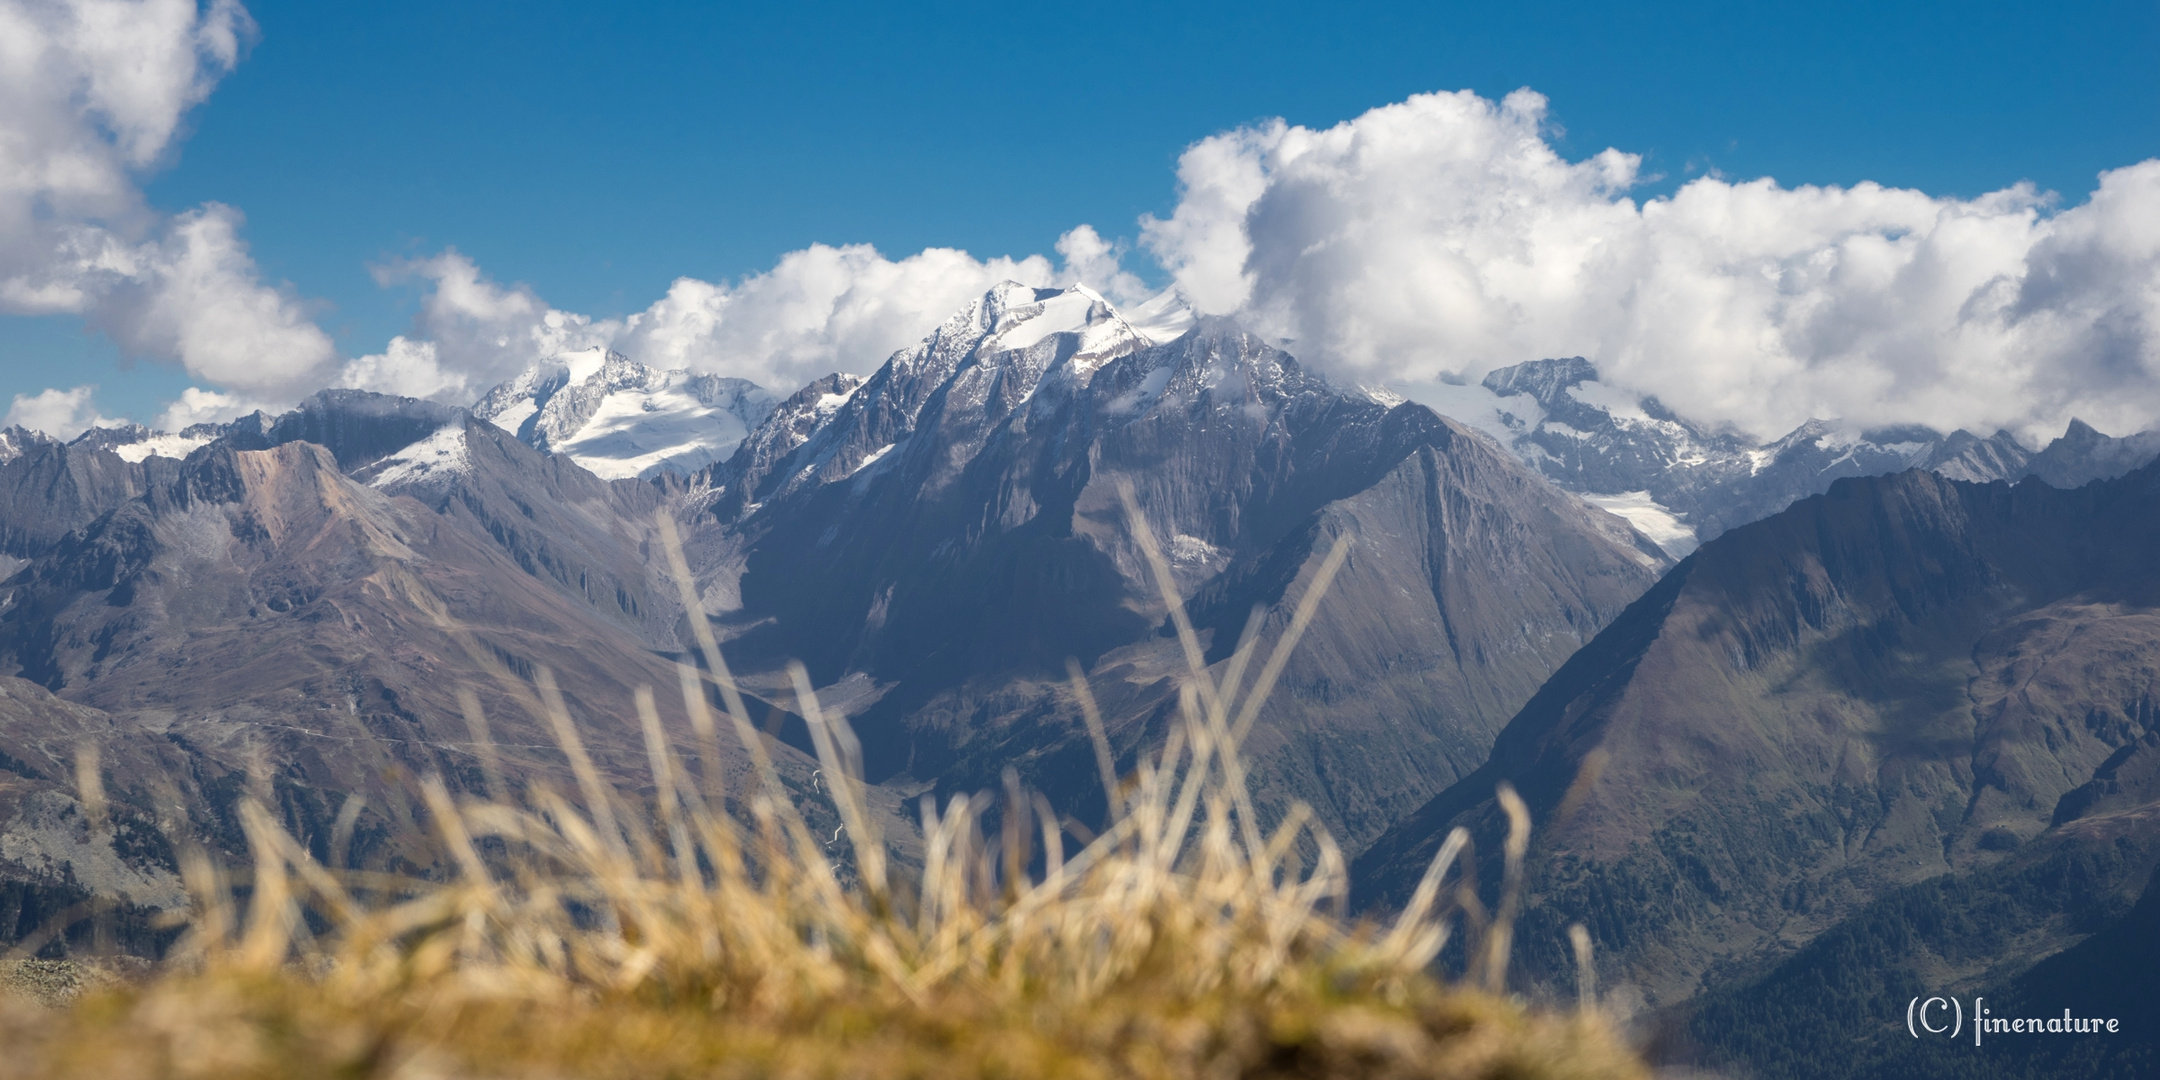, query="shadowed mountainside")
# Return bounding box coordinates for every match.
[1354,461,2160,1027]
[685,289,1670,852]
